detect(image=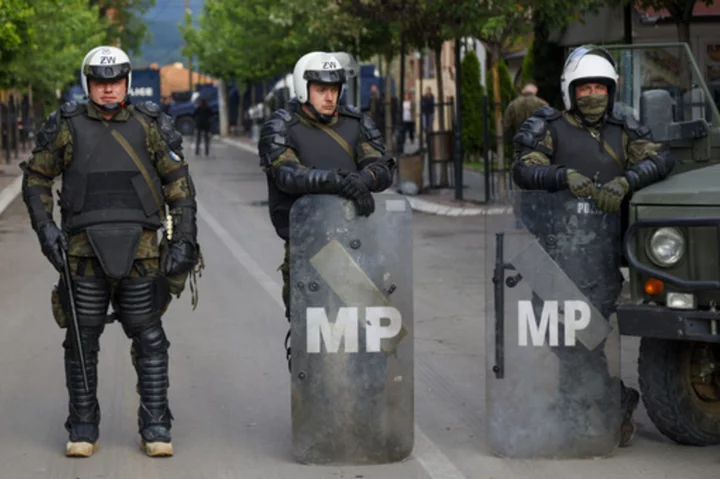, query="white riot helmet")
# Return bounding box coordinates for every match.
[293,51,346,122]
[560,45,618,113]
[80,45,132,111]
